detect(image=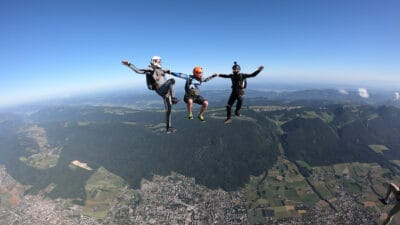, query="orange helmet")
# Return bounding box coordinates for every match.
[193,66,203,79]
